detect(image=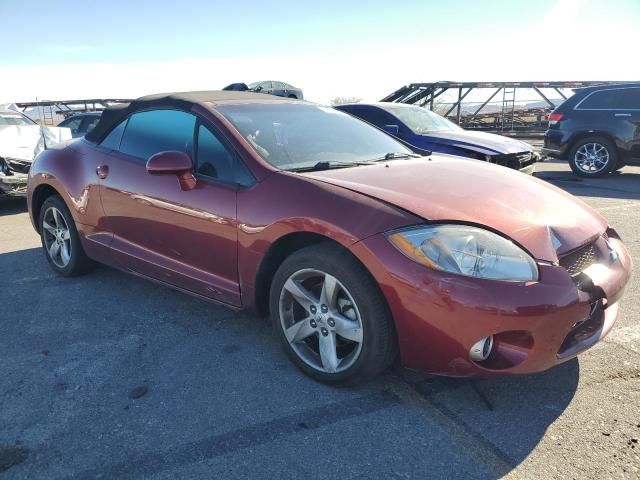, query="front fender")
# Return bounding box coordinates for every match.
[236,171,422,310]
